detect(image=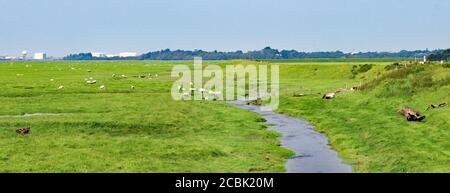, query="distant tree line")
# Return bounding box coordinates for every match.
[63,47,445,60]
[63,53,93,60]
[427,49,450,61]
